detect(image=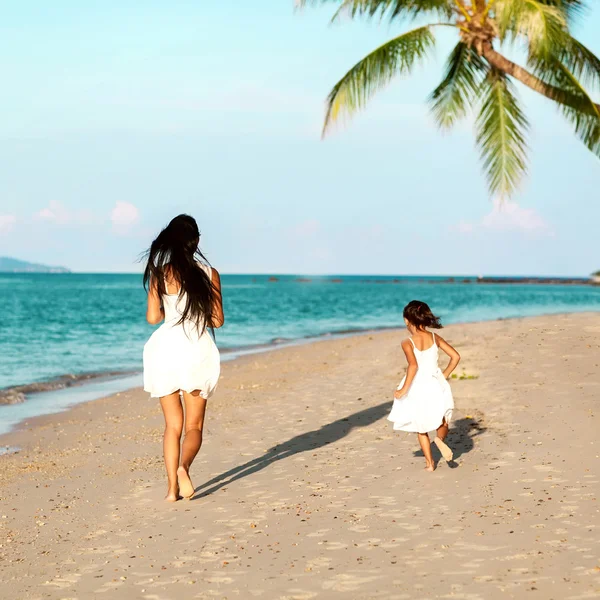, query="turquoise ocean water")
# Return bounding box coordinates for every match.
[1,273,599,437]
